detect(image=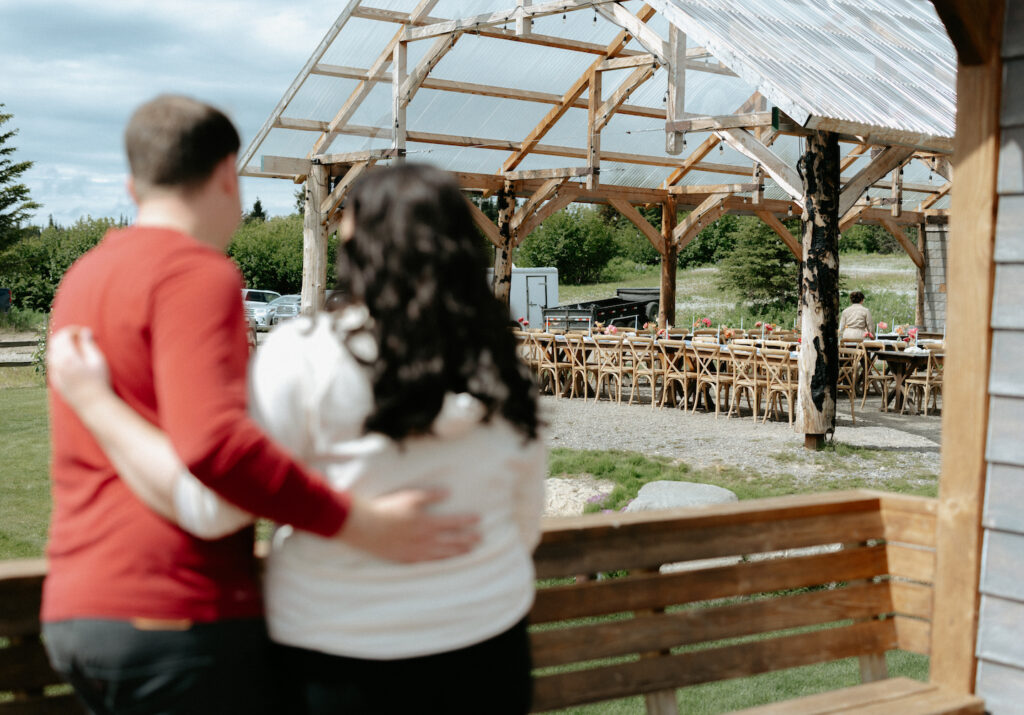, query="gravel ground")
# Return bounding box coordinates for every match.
[540,390,941,490]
